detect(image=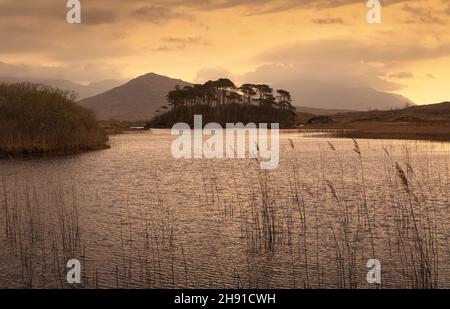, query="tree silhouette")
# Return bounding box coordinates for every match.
[239,84,257,105]
[148,78,296,128]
